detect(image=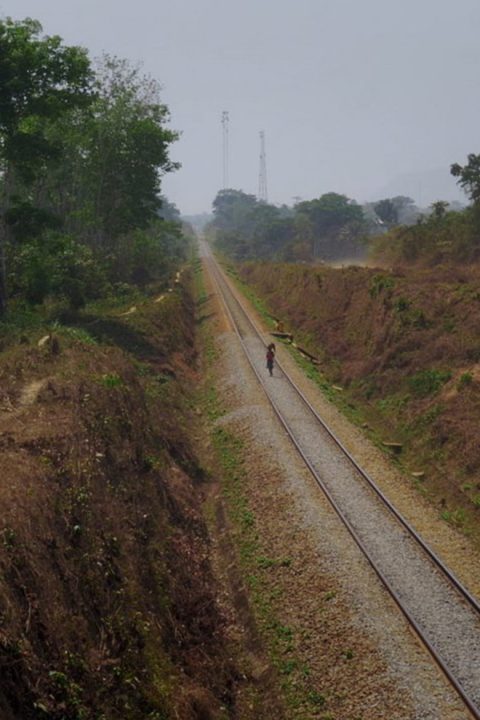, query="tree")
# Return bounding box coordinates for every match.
[451,154,480,203]
[295,193,365,260]
[0,17,93,313]
[430,201,449,220]
[211,189,258,233]
[373,198,399,227]
[66,56,179,246]
[158,196,181,223]
[390,196,420,225]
